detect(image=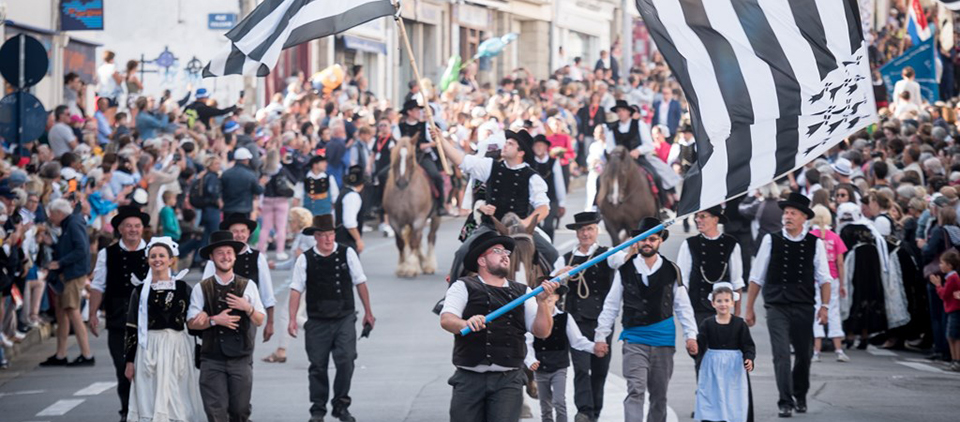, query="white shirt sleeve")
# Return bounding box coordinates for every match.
[329,177,340,205]
[524,333,538,368]
[595,272,624,342]
[346,247,367,285]
[290,254,308,292]
[673,282,699,340]
[636,121,655,155]
[749,234,773,287]
[244,281,267,316]
[187,283,205,320]
[729,243,745,290]
[202,260,215,281]
[258,252,276,308]
[459,155,494,182]
[440,280,469,318]
[552,159,566,207]
[603,126,616,153]
[91,249,108,292]
[676,241,692,289]
[528,173,551,209]
[607,250,628,270]
[566,316,596,353]
[551,255,566,277]
[342,191,362,229]
[814,238,833,286]
[523,287,539,333]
